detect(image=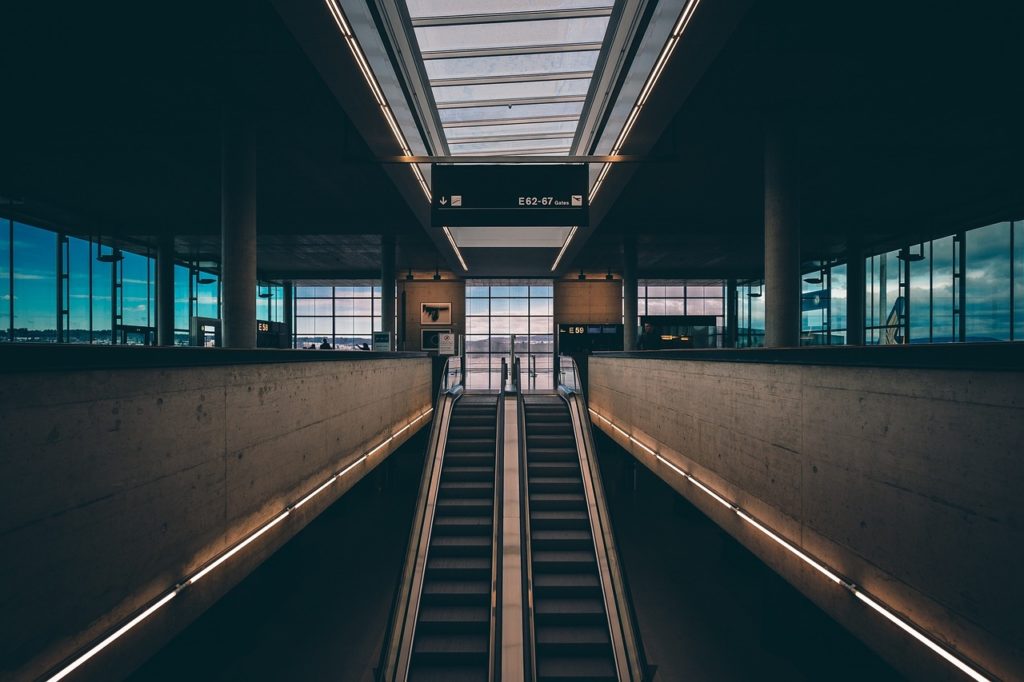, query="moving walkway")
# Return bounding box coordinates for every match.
[380,357,645,681]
